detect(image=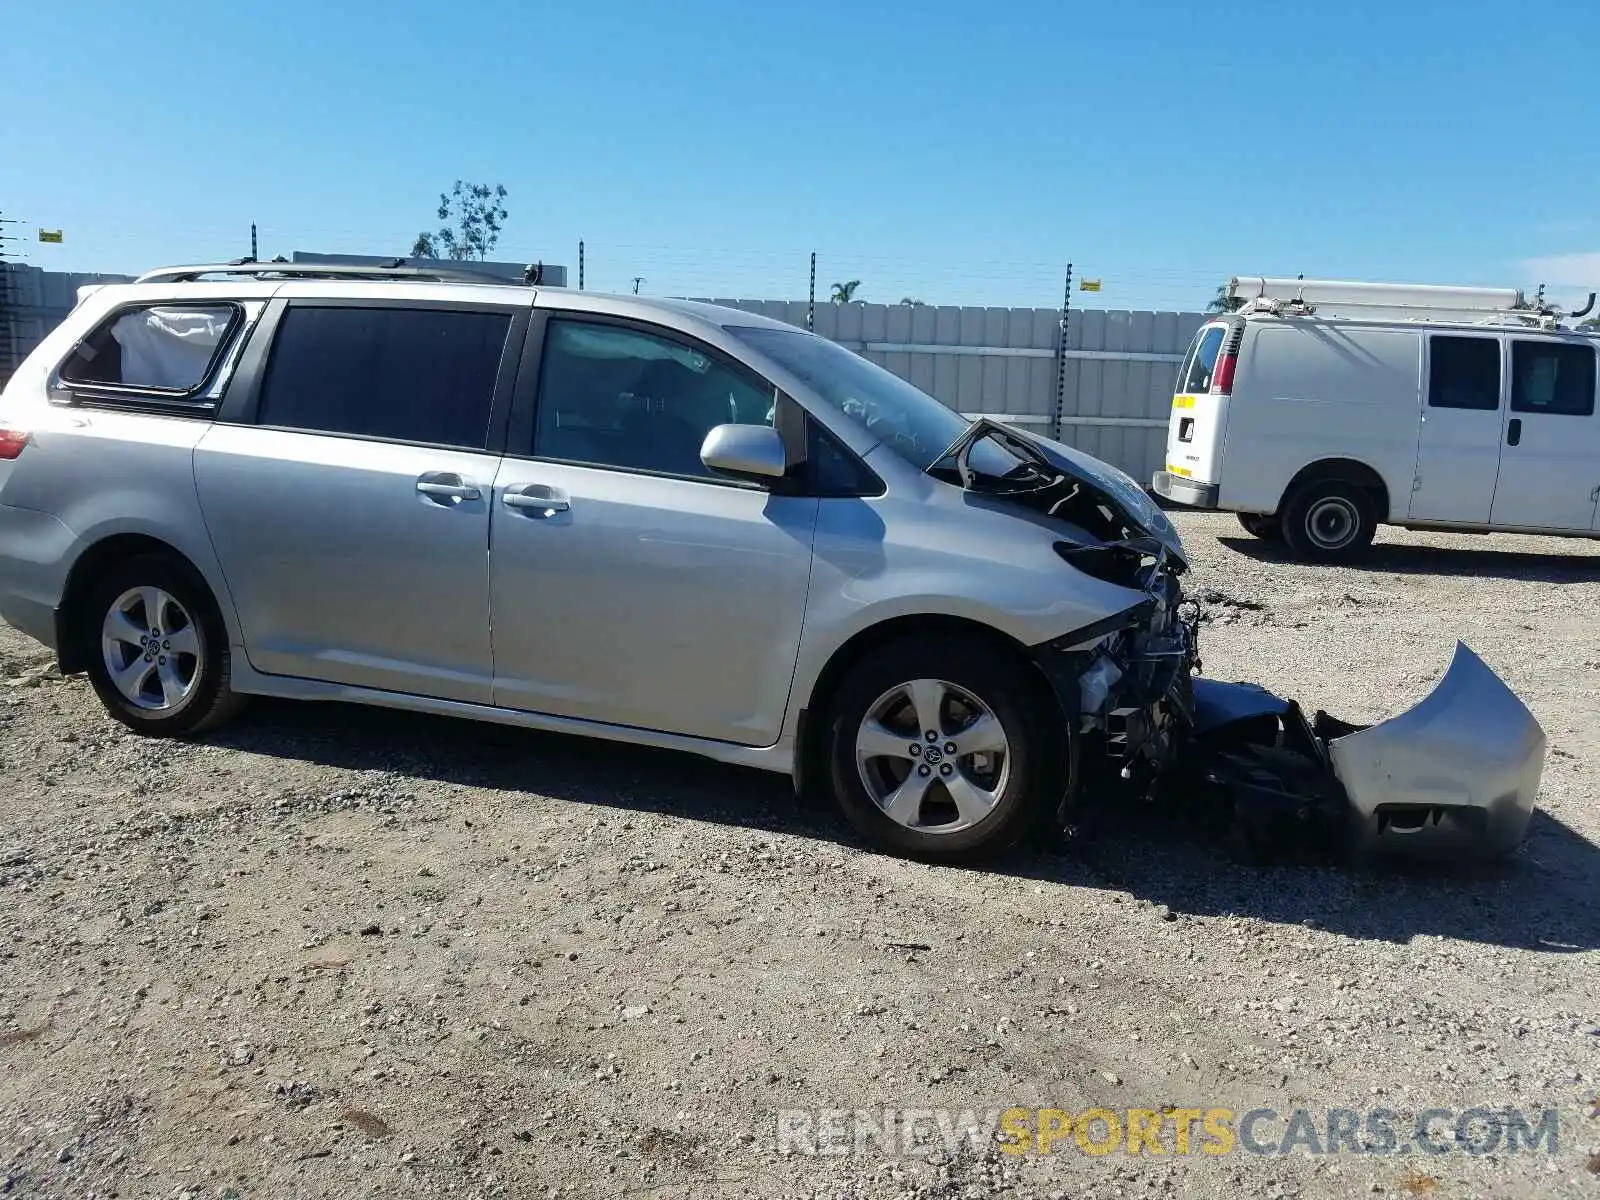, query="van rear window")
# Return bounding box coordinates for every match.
[1179,327,1225,394]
